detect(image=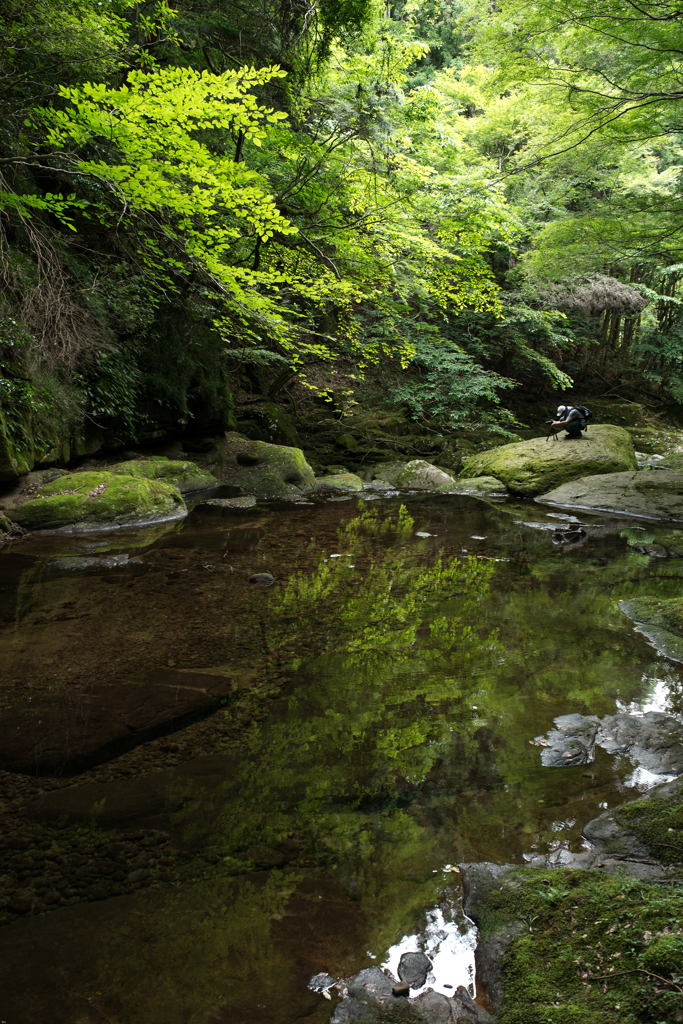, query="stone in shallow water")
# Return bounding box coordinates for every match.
[202,496,257,509]
[46,554,143,575]
[249,572,274,585]
[445,476,507,495]
[9,471,187,532]
[109,456,219,494]
[315,473,364,493]
[398,951,432,988]
[214,433,316,498]
[538,469,683,520]
[370,460,456,490]
[462,424,636,496]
